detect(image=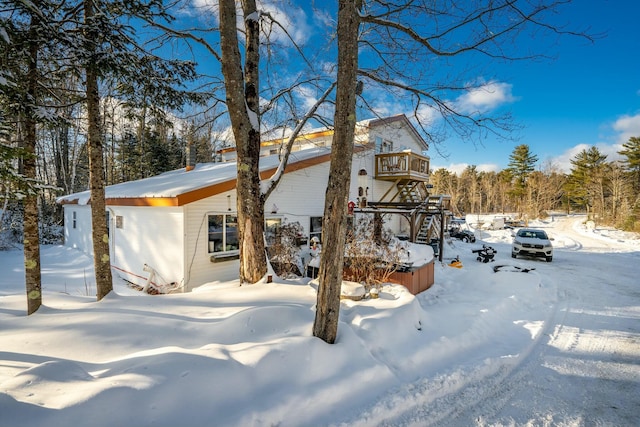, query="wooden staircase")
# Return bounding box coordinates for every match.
[413,195,449,245]
[355,151,451,260]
